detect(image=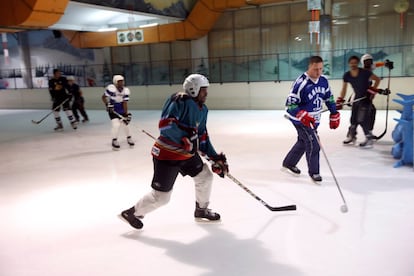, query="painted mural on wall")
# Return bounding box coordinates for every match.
[74,0,196,18]
[0,30,105,89]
